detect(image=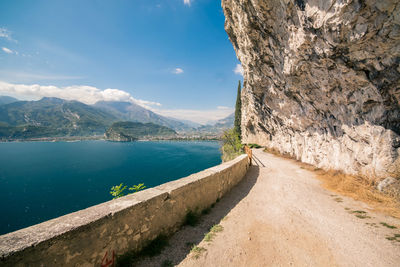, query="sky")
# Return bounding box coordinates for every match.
[0,0,243,124]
